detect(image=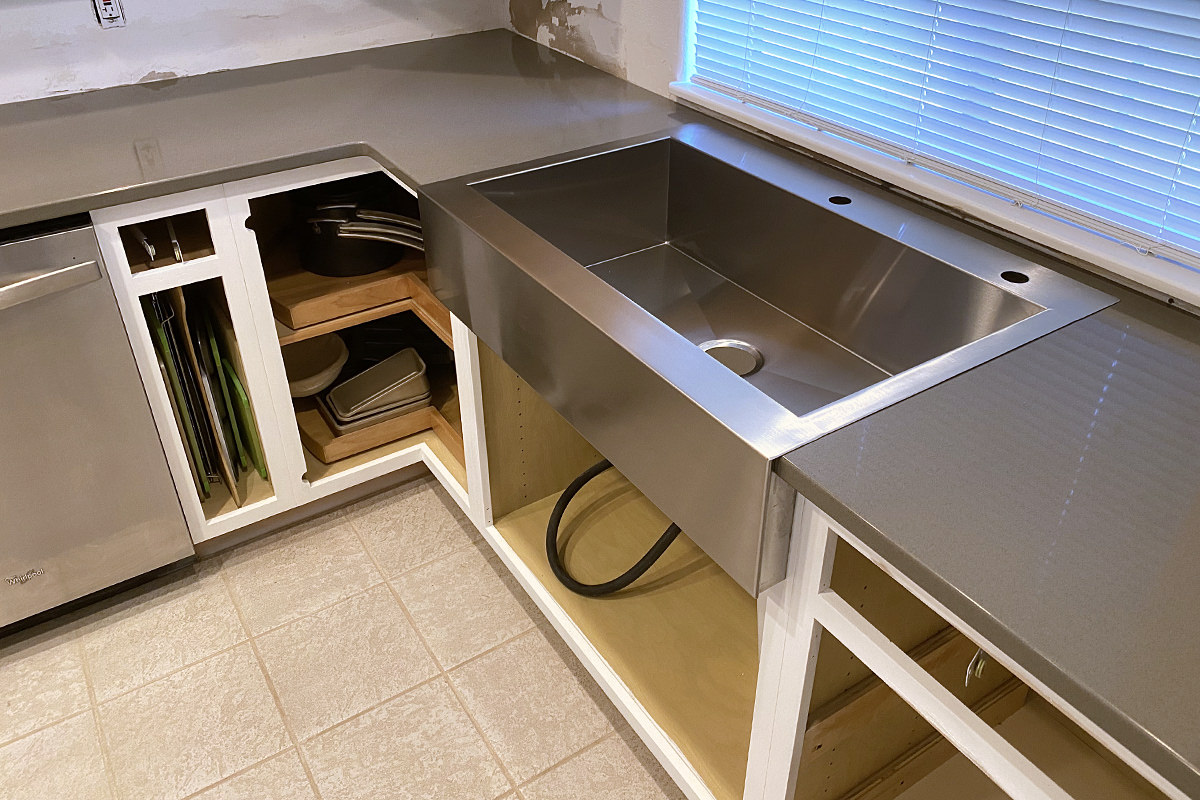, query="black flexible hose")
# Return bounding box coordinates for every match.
[546,459,682,596]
